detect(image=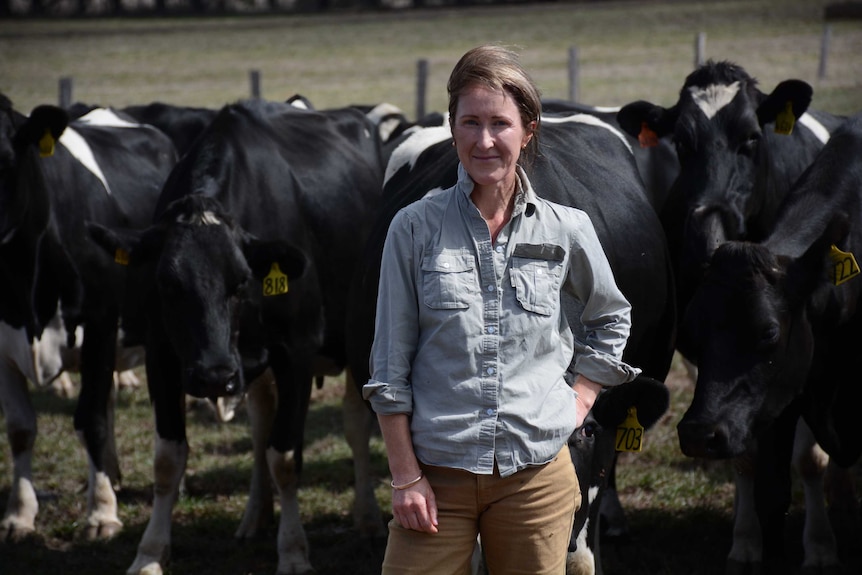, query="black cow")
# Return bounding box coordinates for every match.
[347,112,676,575]
[0,95,176,540]
[678,113,862,573]
[121,102,217,157]
[88,98,386,575]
